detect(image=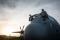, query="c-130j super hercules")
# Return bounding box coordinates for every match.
[13,9,60,40]
[24,9,60,40]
